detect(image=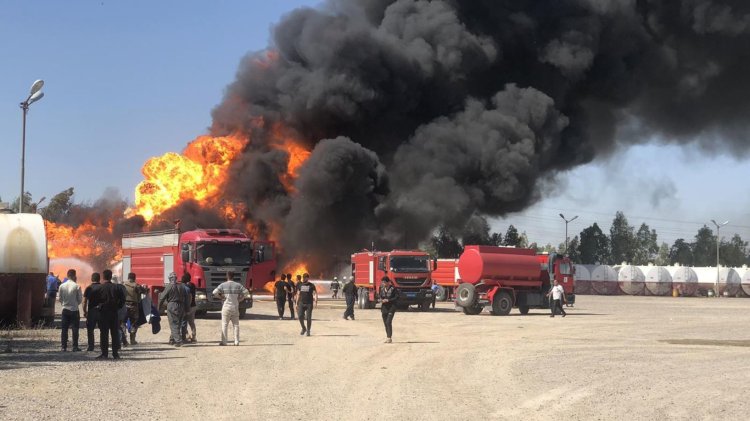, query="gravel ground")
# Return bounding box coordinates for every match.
[1,295,749,420]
